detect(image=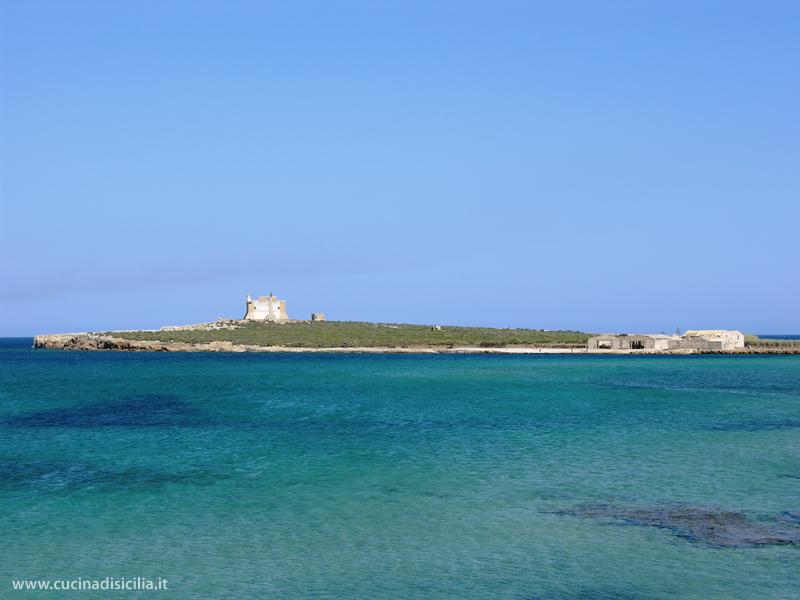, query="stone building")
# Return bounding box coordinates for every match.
[588,330,745,351]
[670,330,745,350]
[588,334,672,350]
[243,293,289,322]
